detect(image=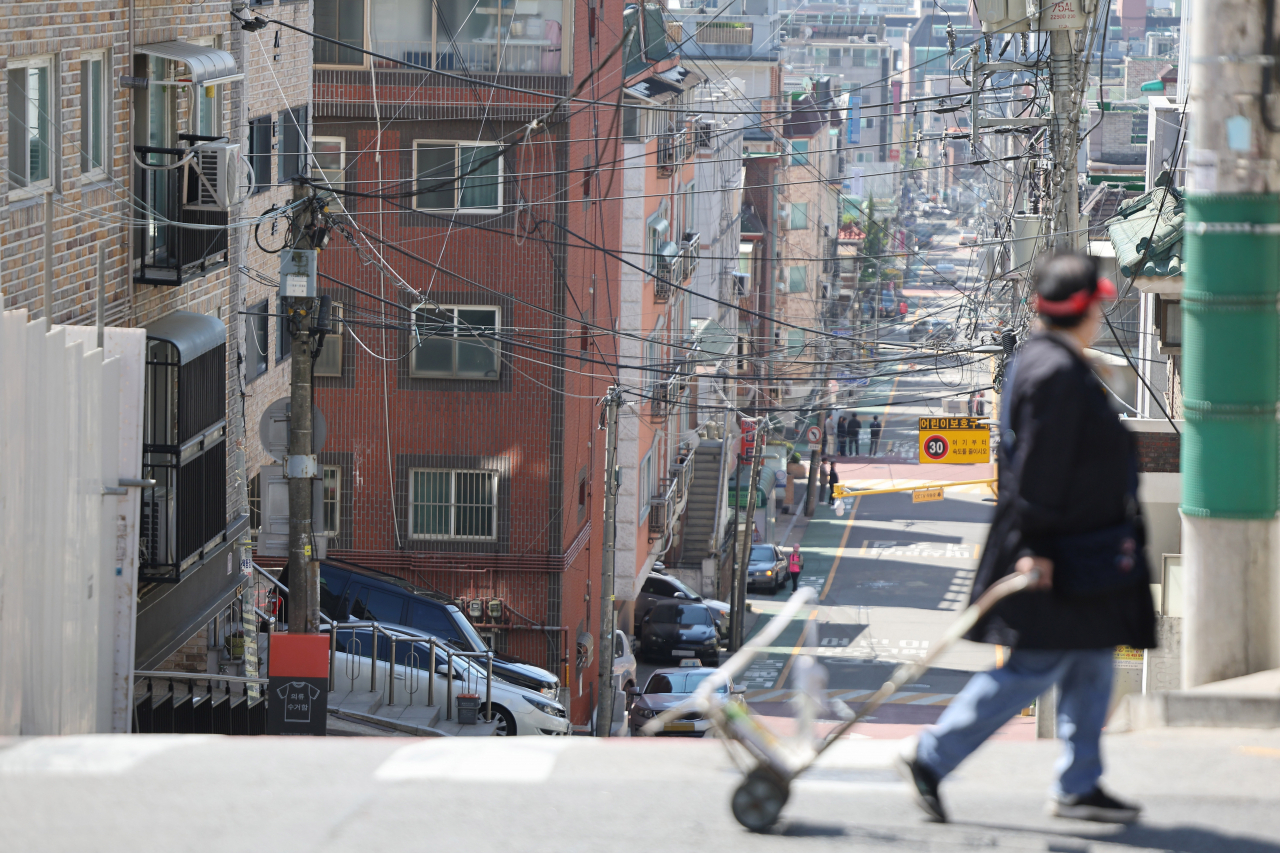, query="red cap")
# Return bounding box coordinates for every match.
[1035,277,1117,317]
